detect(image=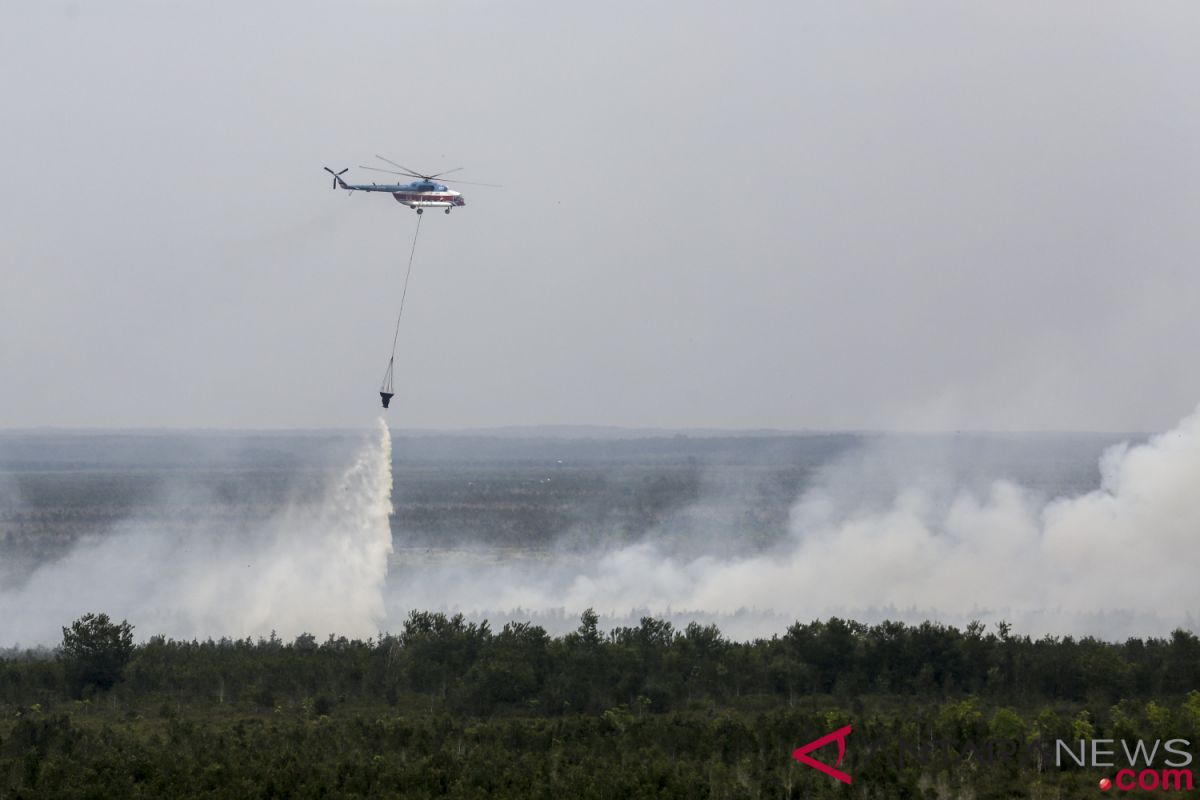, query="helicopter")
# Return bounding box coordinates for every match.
[323,156,498,214]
